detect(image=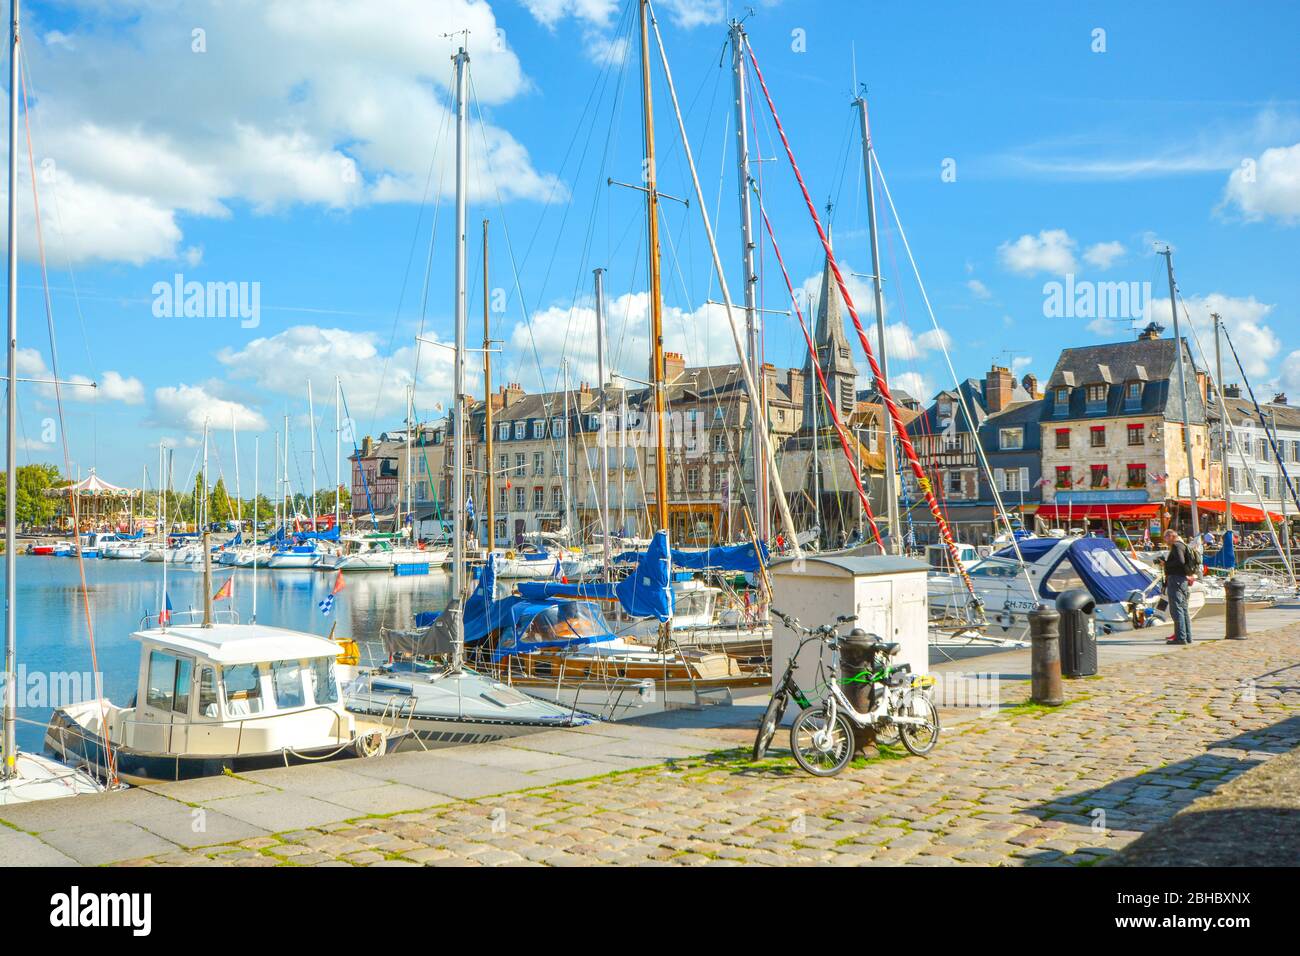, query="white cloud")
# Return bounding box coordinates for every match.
[966,279,991,300]
[1220,143,1300,224]
[997,229,1077,275]
[152,384,268,432]
[215,324,469,426]
[12,0,558,265]
[101,371,146,405]
[520,0,722,64]
[1282,351,1300,395]
[1142,292,1281,381]
[1083,241,1126,270]
[891,371,931,403]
